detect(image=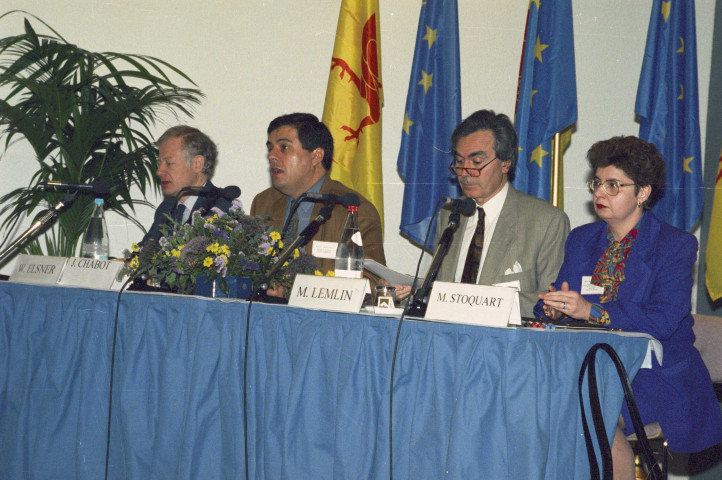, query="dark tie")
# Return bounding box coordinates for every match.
[461,207,485,284]
[172,203,186,224]
[282,210,299,242]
